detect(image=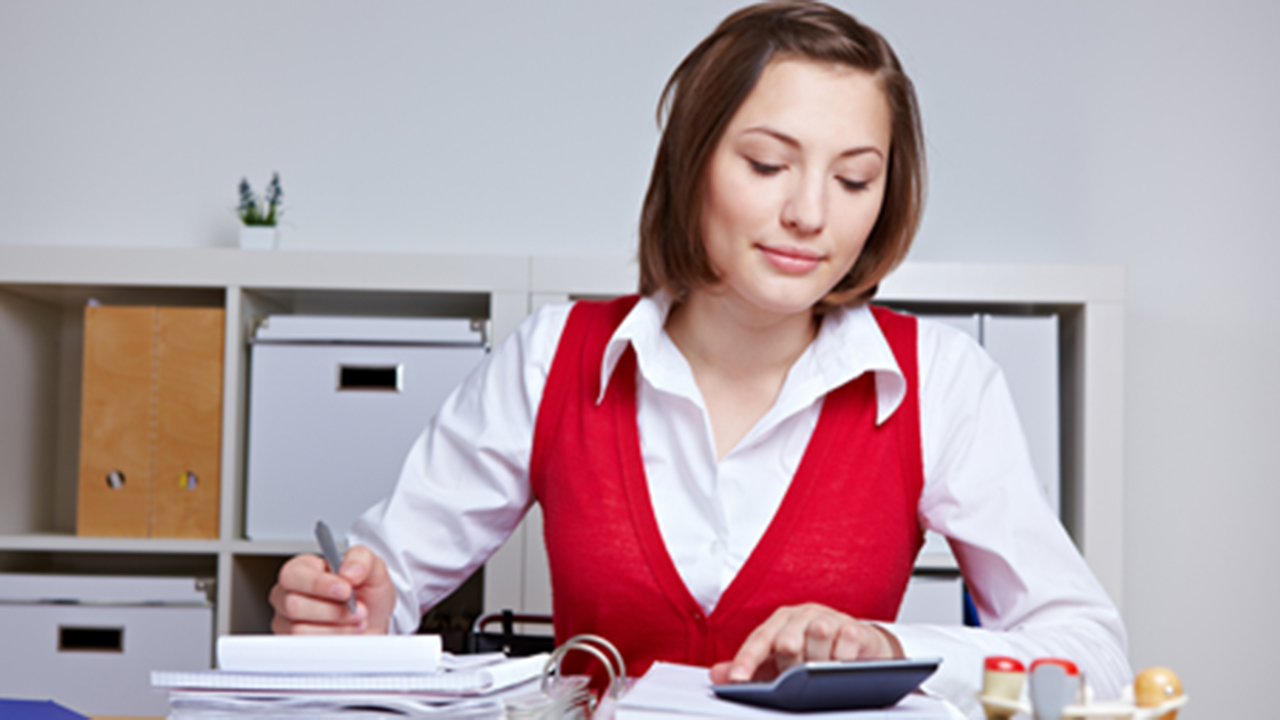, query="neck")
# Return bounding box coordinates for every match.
[665,289,817,379]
